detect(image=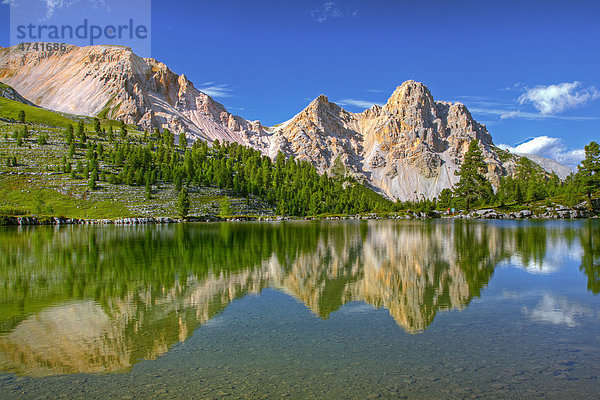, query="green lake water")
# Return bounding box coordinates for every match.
[0,220,599,399]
